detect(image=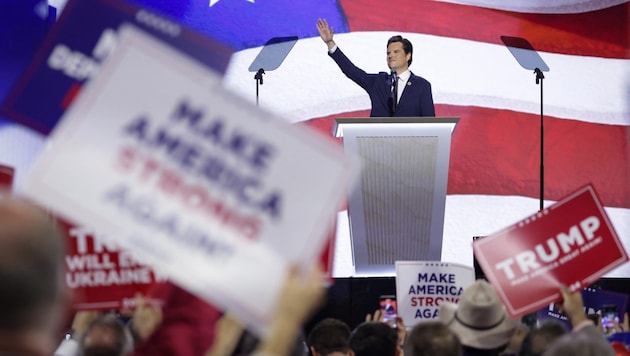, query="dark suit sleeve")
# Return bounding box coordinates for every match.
[399,75,435,117]
[328,48,372,91]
